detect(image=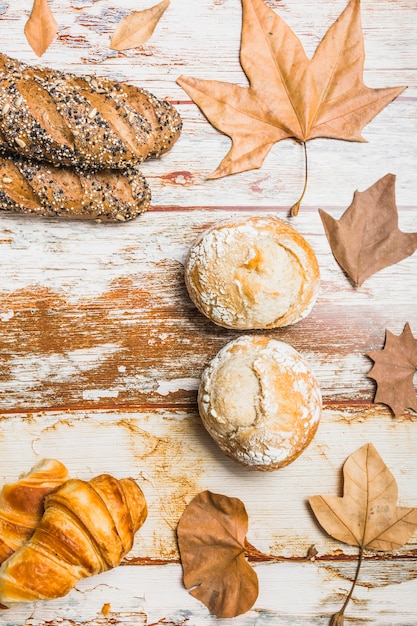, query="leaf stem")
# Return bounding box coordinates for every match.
[290,140,308,217]
[331,545,364,624]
